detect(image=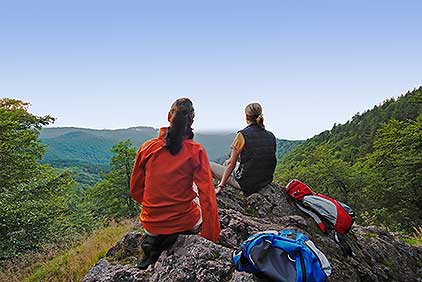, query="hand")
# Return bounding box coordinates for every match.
[215,184,223,195]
